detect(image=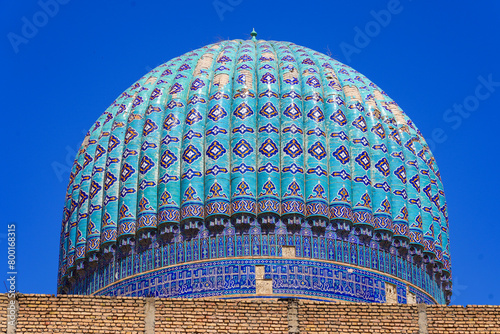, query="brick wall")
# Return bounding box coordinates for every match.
[427,305,500,333]
[155,299,288,333]
[14,294,145,333]
[299,301,419,333]
[0,294,8,333]
[2,294,499,333]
